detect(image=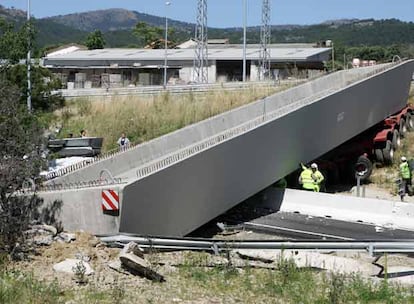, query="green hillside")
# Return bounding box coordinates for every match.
[1,5,414,53]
